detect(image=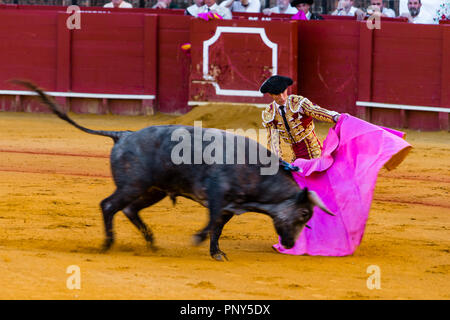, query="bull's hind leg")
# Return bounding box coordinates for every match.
[100,187,142,252]
[122,189,166,251]
[192,220,213,246]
